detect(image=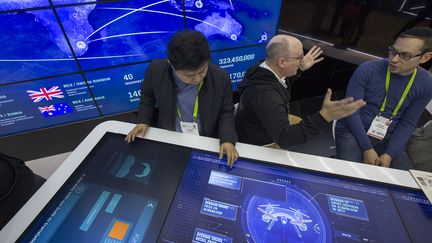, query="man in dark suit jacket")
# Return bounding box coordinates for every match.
[125,30,238,166]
